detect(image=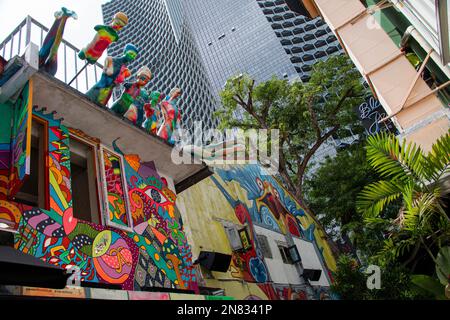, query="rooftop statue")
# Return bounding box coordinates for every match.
[157,88,182,145]
[86,44,138,106]
[78,12,128,64]
[111,66,152,126]
[143,91,164,135]
[38,7,77,76]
